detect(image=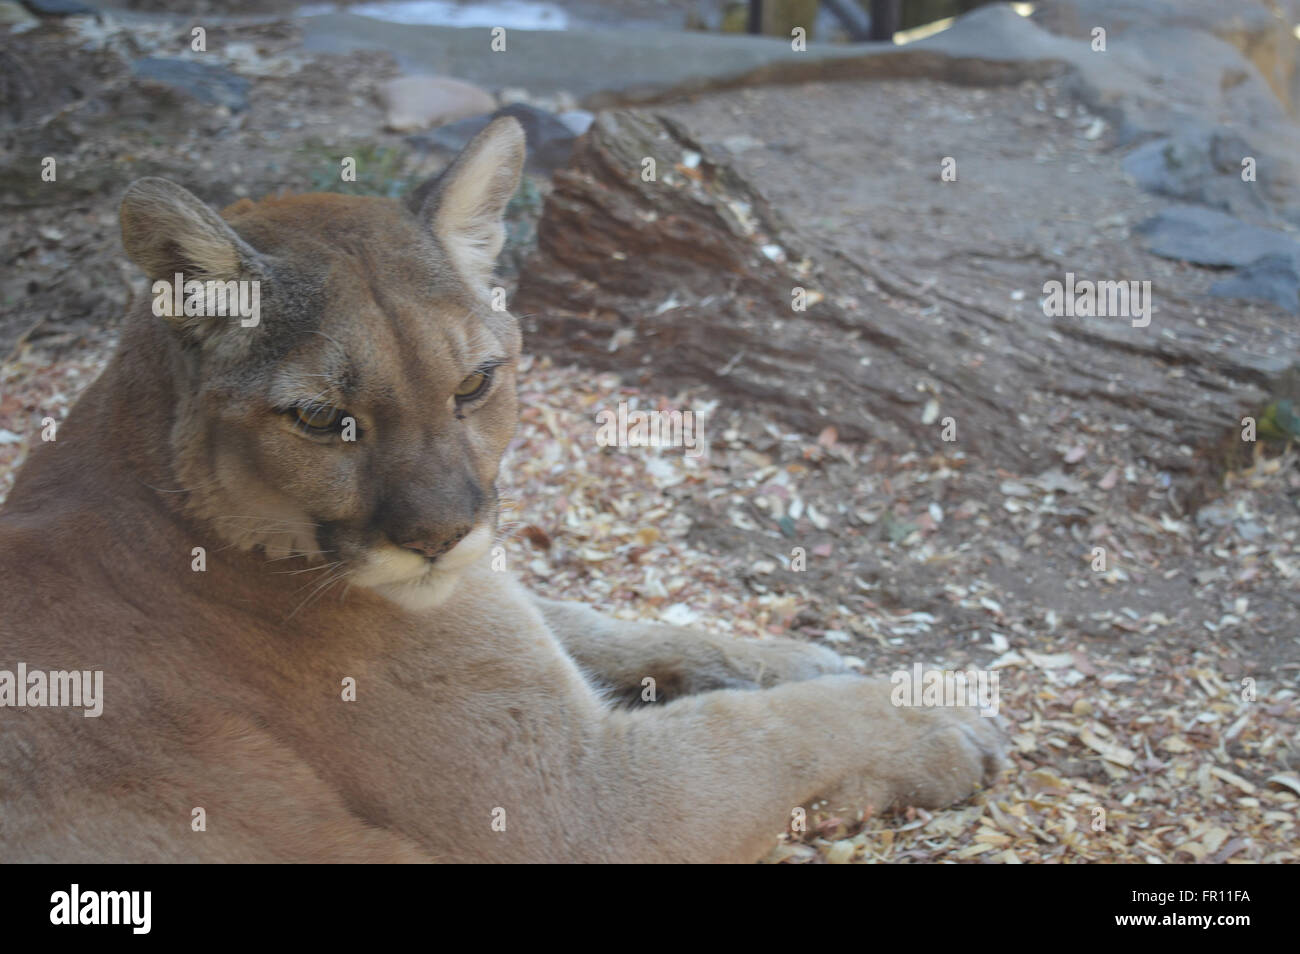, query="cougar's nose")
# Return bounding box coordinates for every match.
[398,525,471,561]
